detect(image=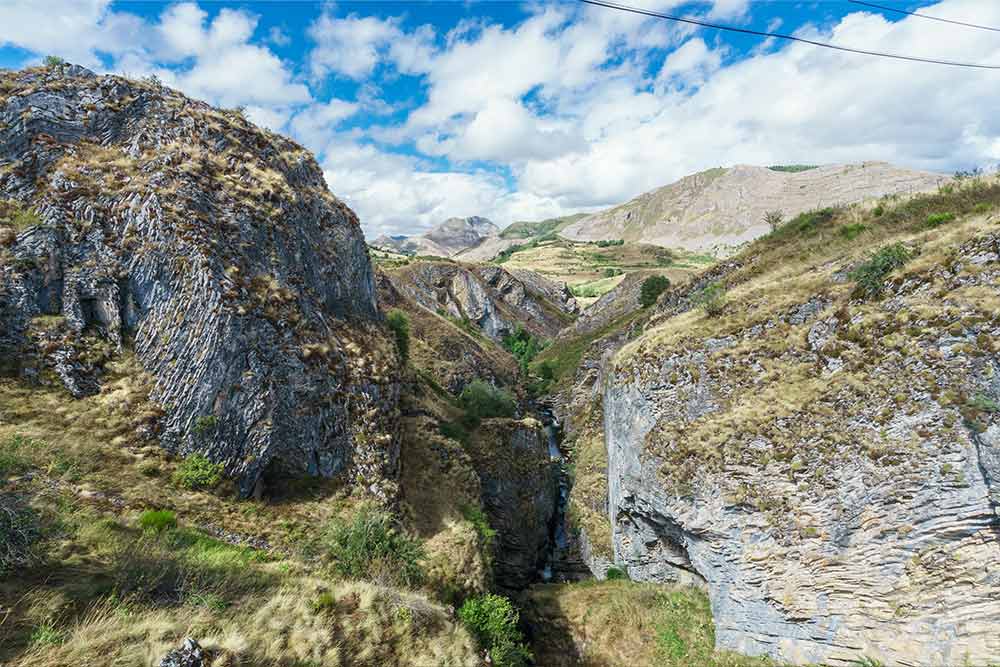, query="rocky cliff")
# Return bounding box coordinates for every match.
[385,260,578,341]
[466,417,559,589]
[0,64,399,498]
[560,162,948,254]
[603,184,1000,664]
